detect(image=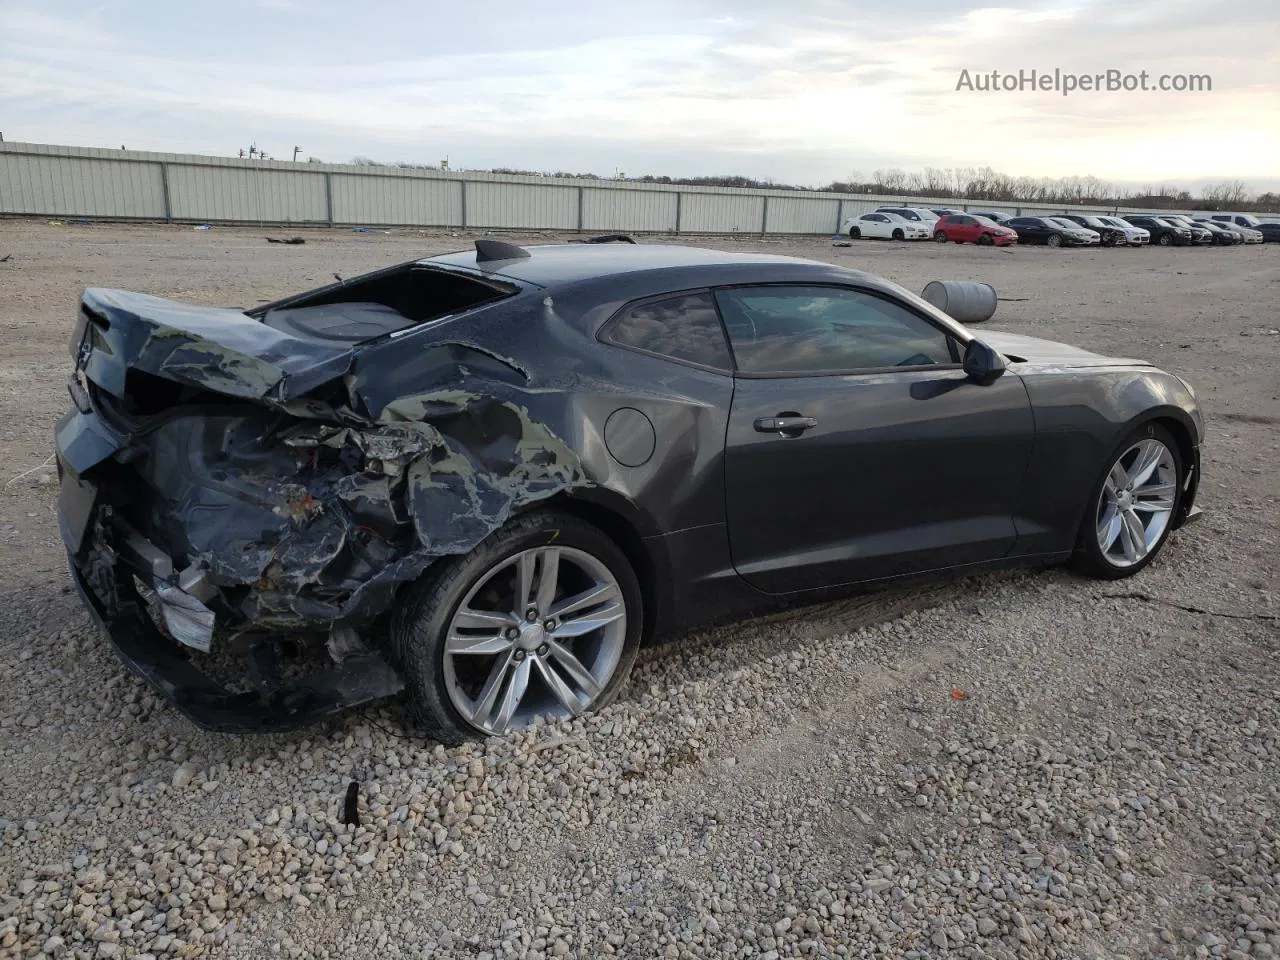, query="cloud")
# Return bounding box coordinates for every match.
[1,0,1276,190]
